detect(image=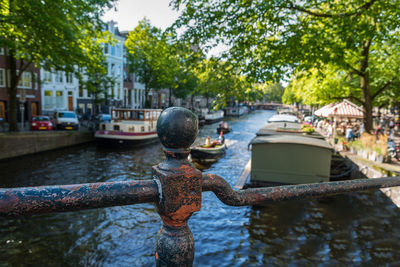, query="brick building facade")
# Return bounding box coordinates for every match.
[0,47,41,124]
